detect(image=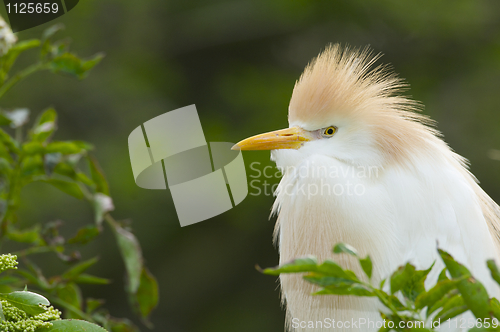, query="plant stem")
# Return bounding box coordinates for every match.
[12,246,54,257]
[49,297,96,322]
[0,62,48,100]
